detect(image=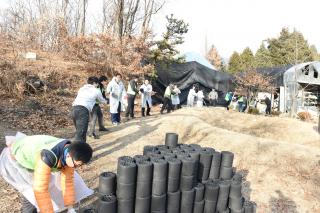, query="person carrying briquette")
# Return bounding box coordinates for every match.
[88,75,109,139]
[125,76,139,119]
[106,73,126,126]
[71,76,107,143]
[265,95,272,115]
[208,88,218,107]
[0,133,94,213]
[140,79,153,117]
[160,83,175,114]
